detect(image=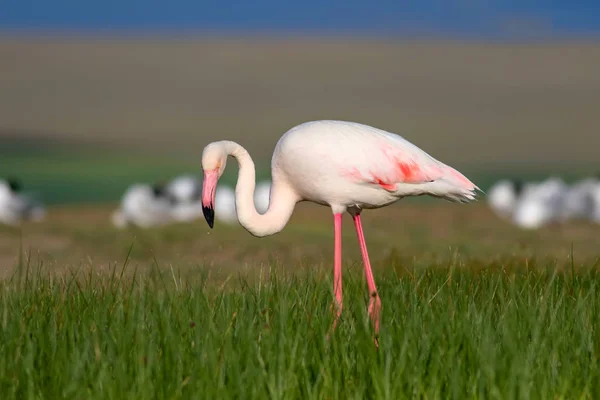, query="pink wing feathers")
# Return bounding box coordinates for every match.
[339,126,478,198]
